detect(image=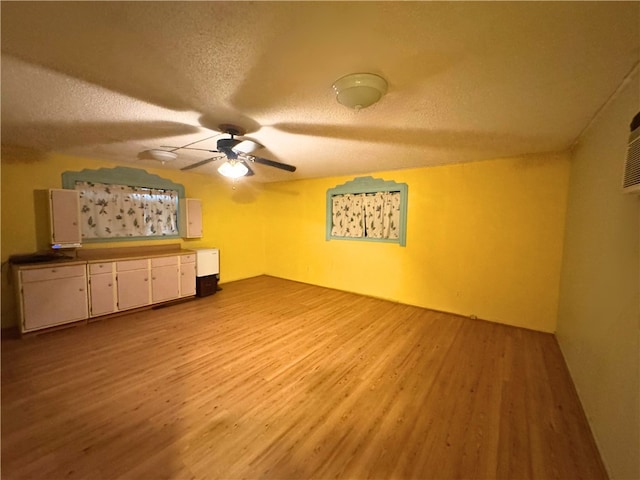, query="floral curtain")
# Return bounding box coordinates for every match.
[331,193,364,238]
[331,191,401,239]
[75,181,179,239]
[363,191,401,239]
